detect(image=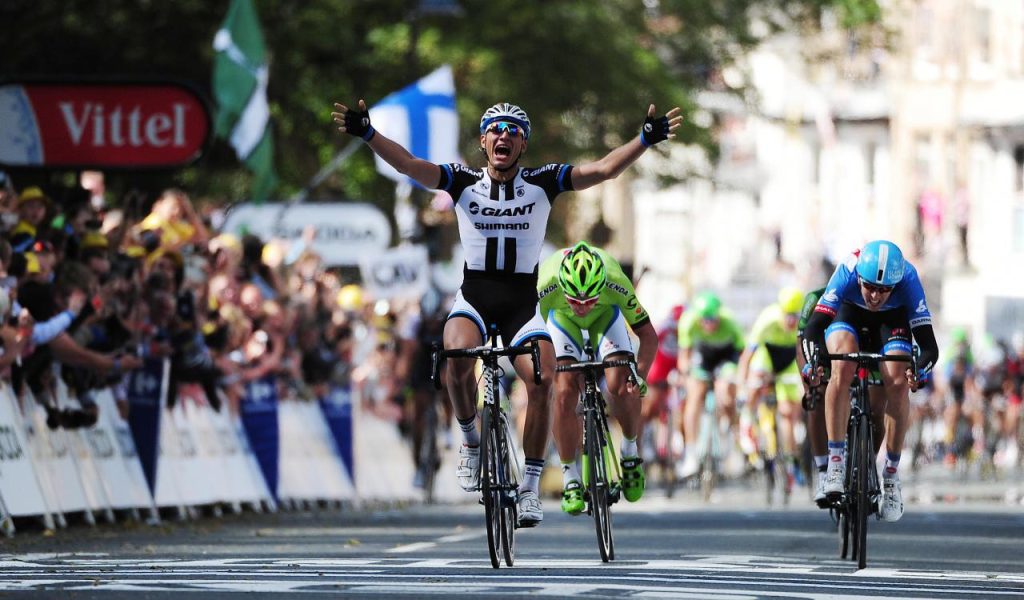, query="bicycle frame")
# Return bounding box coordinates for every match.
[824,350,915,570]
[556,342,638,562]
[431,333,541,568]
